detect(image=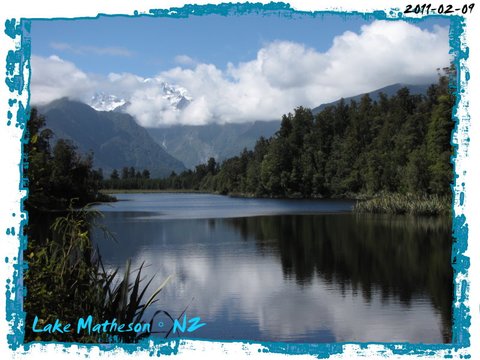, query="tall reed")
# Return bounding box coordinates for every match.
[353,193,451,216]
[24,204,173,343]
